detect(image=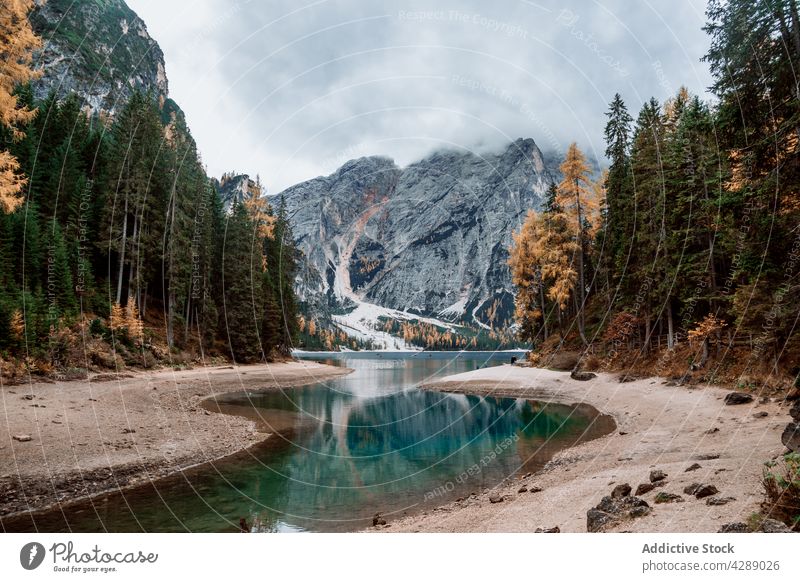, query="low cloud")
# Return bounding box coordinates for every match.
[128,0,712,192]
